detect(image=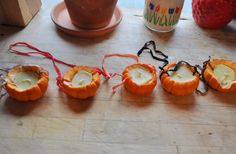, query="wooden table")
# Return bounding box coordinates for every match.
[0,0,236,153]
